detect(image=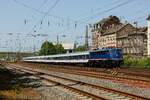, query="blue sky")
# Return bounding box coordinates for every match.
[0,0,150,52]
